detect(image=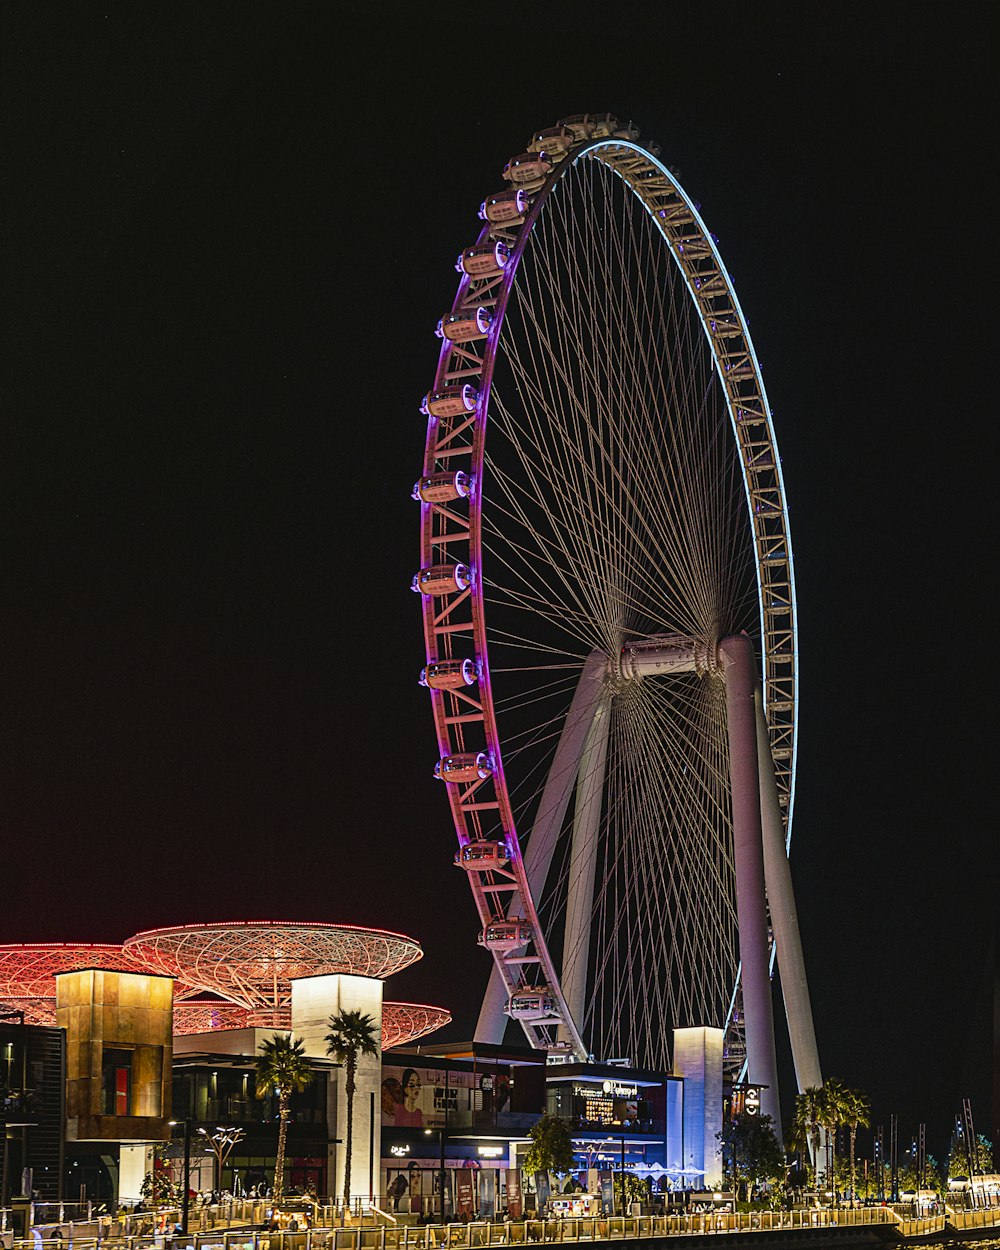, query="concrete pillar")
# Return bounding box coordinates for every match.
[672,1027,723,1188]
[291,974,383,1204]
[118,1144,152,1205]
[559,694,611,1046]
[755,687,823,1101]
[719,635,781,1131]
[477,650,609,1047]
